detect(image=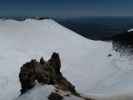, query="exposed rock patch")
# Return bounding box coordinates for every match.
[19,52,76,95]
[48,92,63,100]
[19,52,94,100]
